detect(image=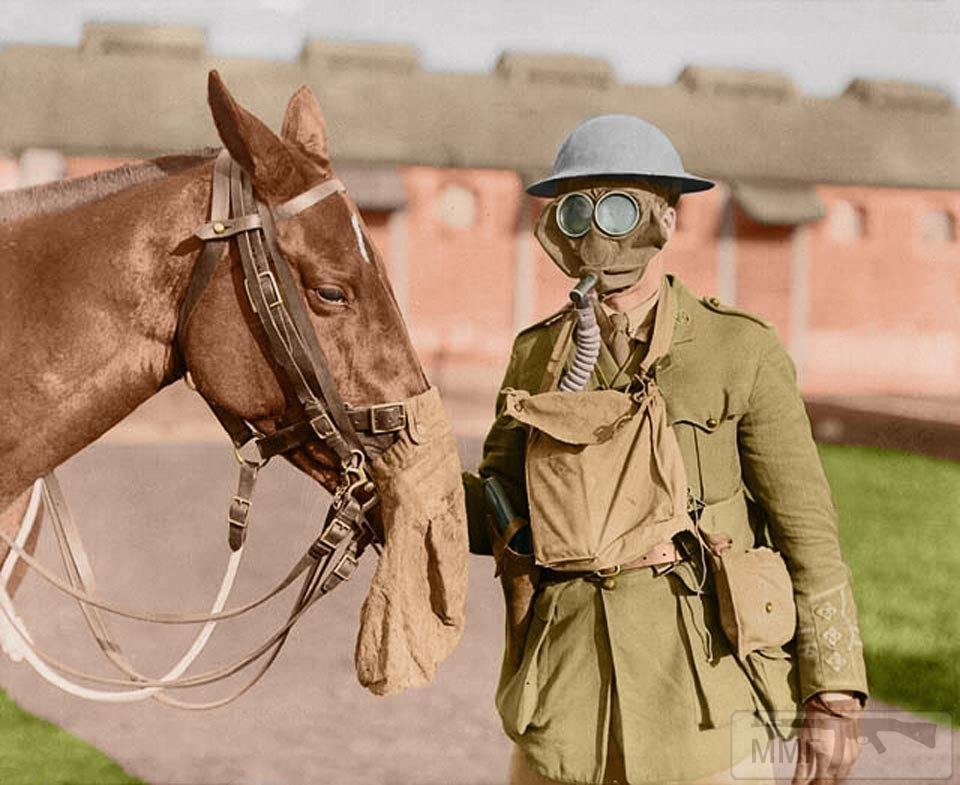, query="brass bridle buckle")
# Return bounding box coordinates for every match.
[368,402,407,435]
[257,269,283,310]
[309,411,336,441]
